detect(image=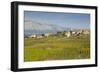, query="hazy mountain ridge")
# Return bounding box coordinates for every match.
[24,20,70,36]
